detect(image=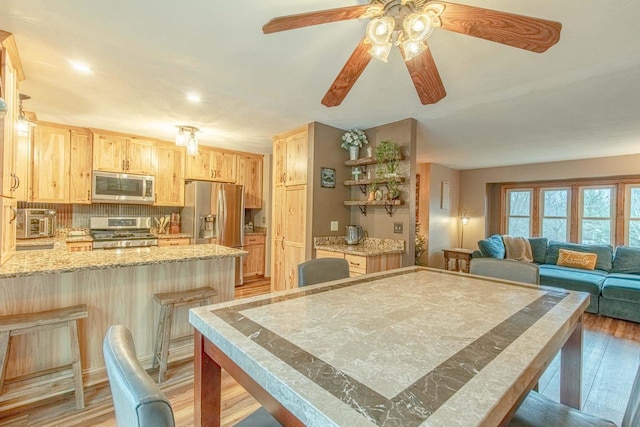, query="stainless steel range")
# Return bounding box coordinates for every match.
[90,217,158,249]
